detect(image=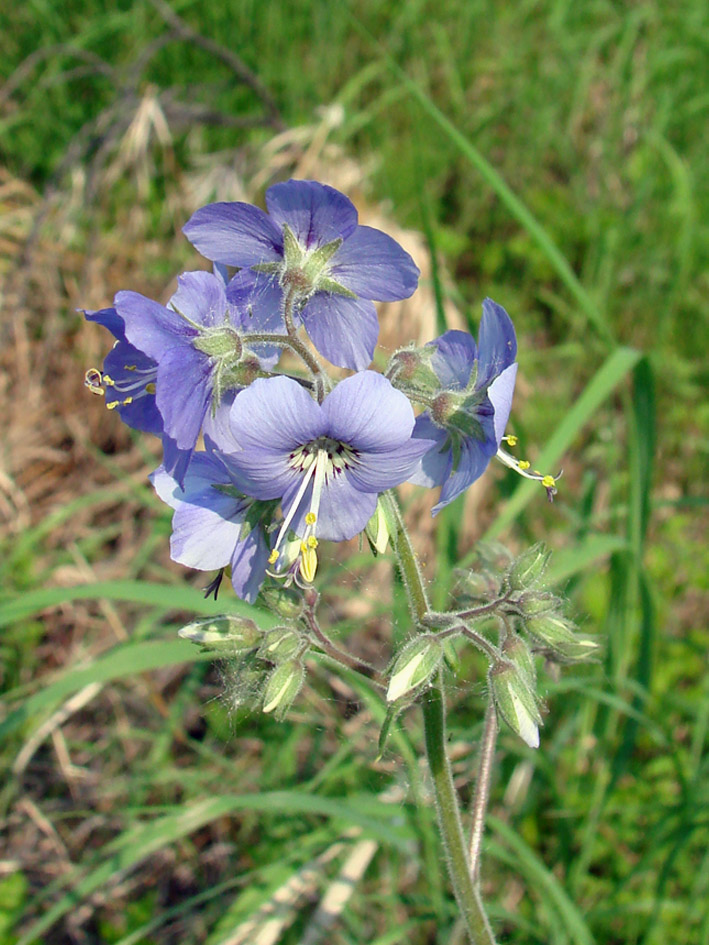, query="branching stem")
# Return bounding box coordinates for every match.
[303,604,386,689]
